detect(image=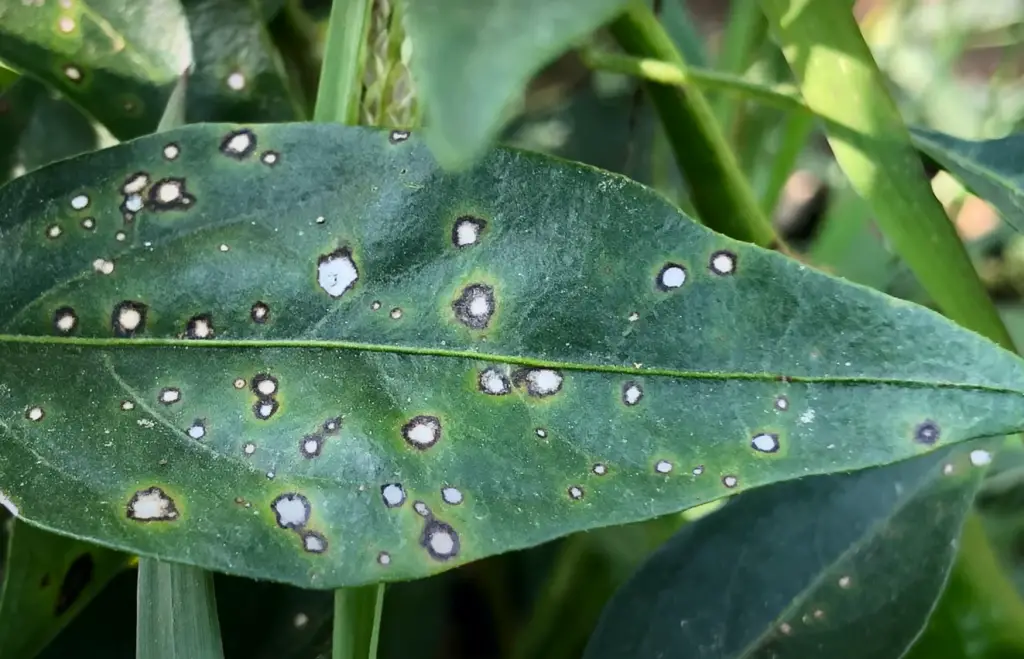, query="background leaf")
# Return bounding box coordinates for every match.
[401,0,631,168]
[583,444,990,659]
[0,0,192,140]
[1,123,1024,589]
[181,0,305,123]
[0,519,131,659]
